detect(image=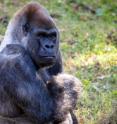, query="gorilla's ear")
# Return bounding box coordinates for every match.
[22,22,30,35]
